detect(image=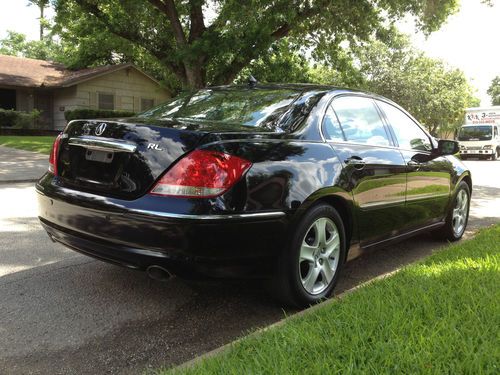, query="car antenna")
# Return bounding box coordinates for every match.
[248,75,258,88]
